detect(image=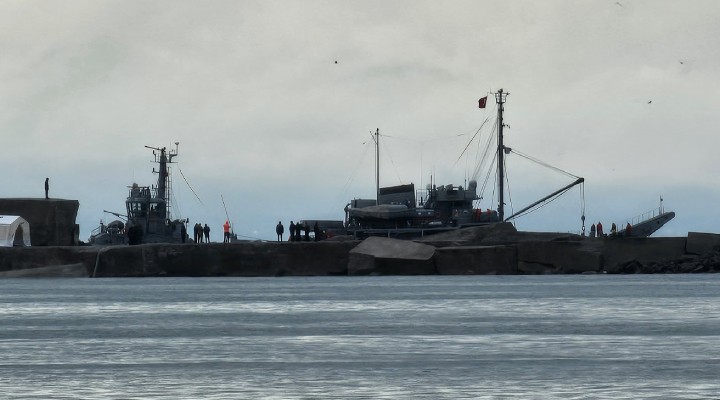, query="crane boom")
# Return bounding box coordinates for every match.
[504,177,585,221]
